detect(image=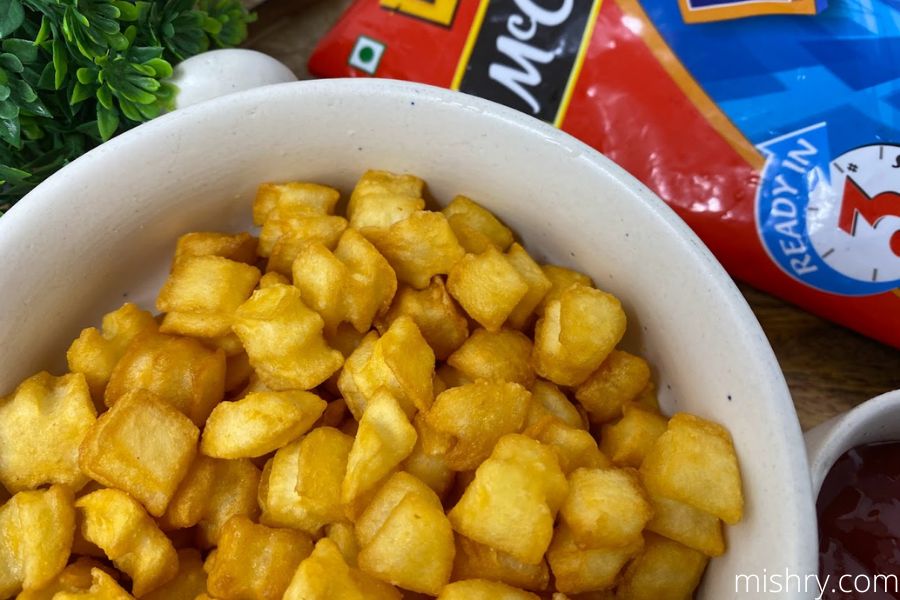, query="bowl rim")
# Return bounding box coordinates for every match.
[0,77,818,591]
